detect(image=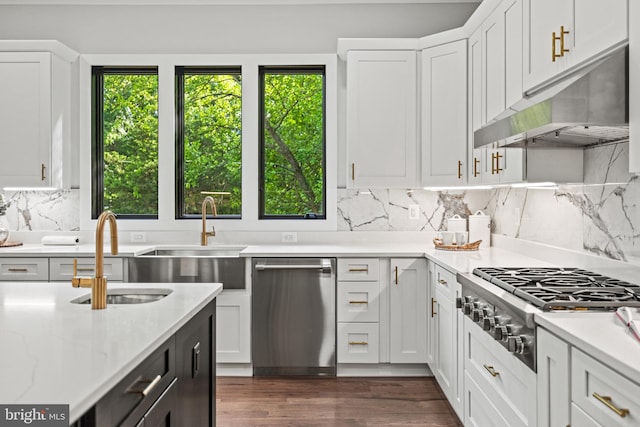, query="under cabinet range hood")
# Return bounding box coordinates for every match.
[474,47,628,149]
